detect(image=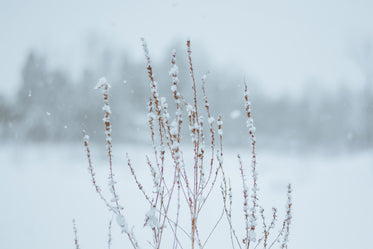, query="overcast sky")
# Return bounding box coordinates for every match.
[1,0,373,99]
